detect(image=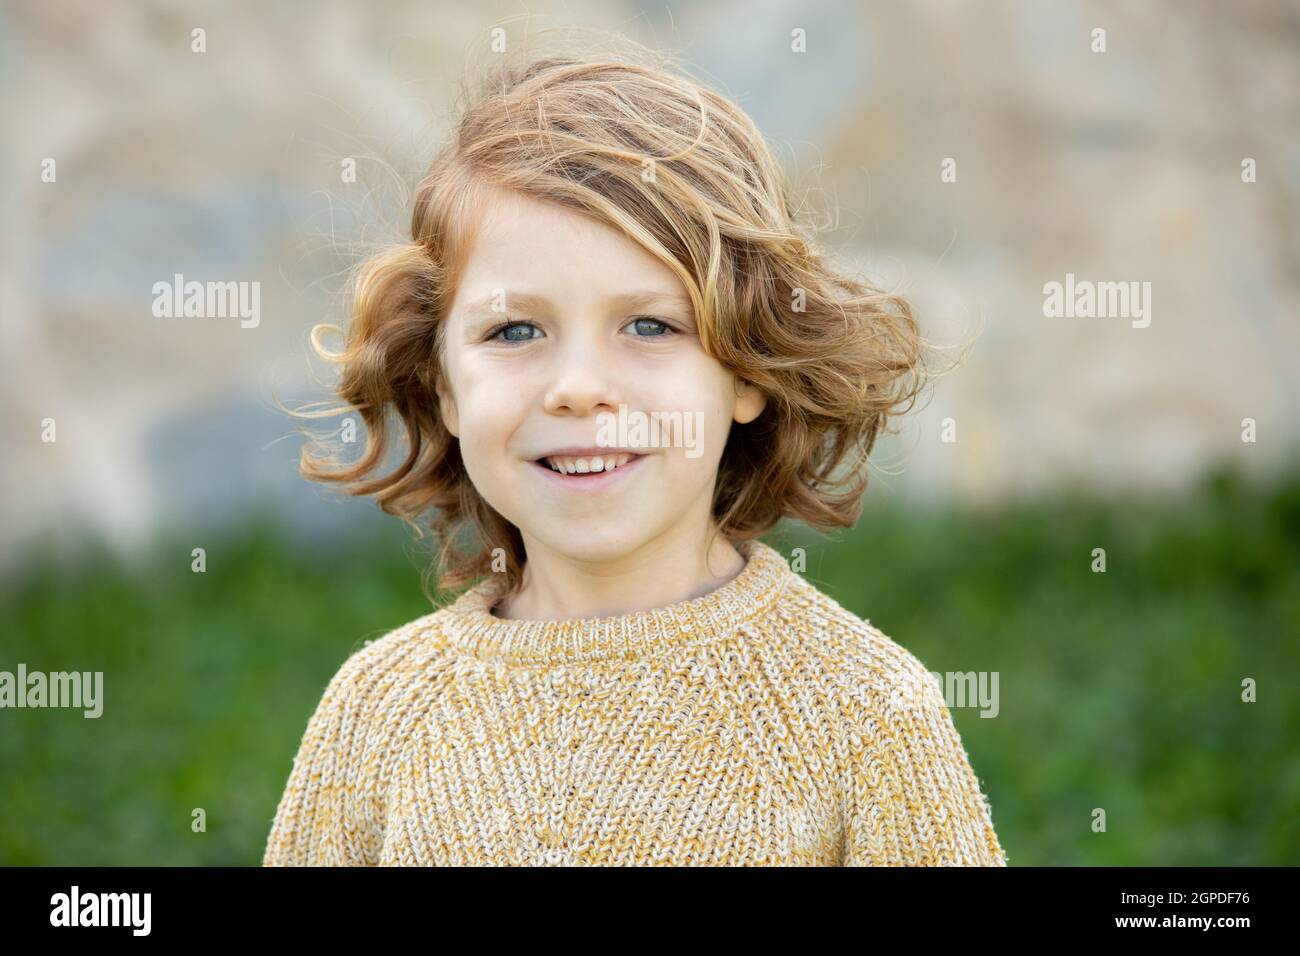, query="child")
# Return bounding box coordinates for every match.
[264,34,1007,866]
